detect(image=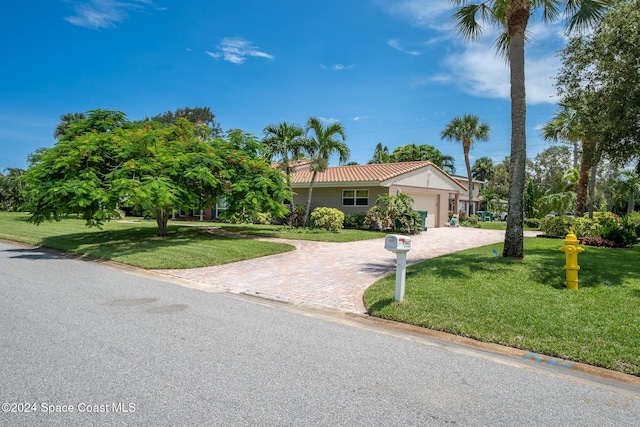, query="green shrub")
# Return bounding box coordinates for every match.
[572,217,598,237]
[343,212,368,229]
[628,212,640,236]
[254,212,273,225]
[467,214,478,225]
[365,194,422,234]
[310,207,344,233]
[595,216,637,247]
[524,218,540,229]
[540,216,575,237]
[458,211,468,222]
